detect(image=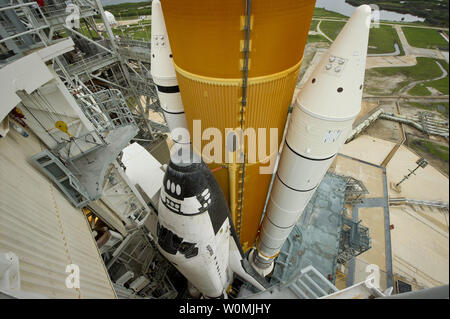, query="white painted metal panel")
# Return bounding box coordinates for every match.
[18,72,102,159]
[122,142,164,200]
[0,39,75,123]
[151,0,189,143]
[0,53,53,122]
[0,129,116,298]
